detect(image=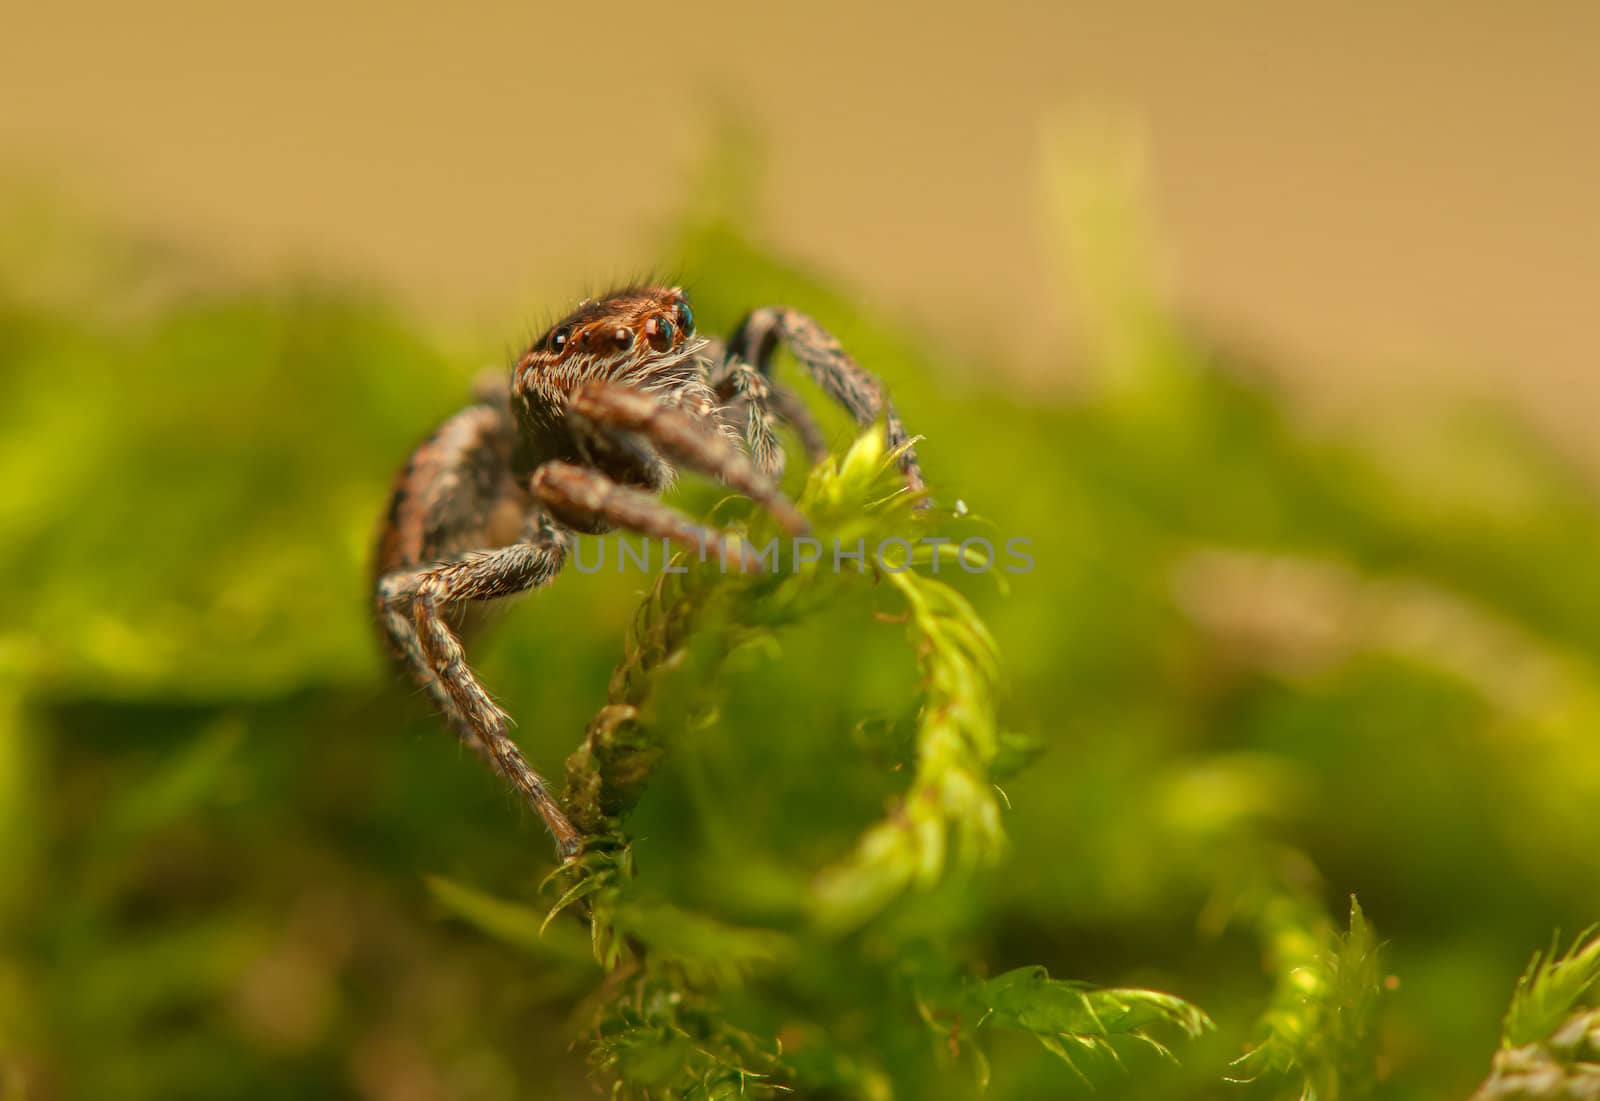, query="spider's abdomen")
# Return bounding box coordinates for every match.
[373,401,531,582]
